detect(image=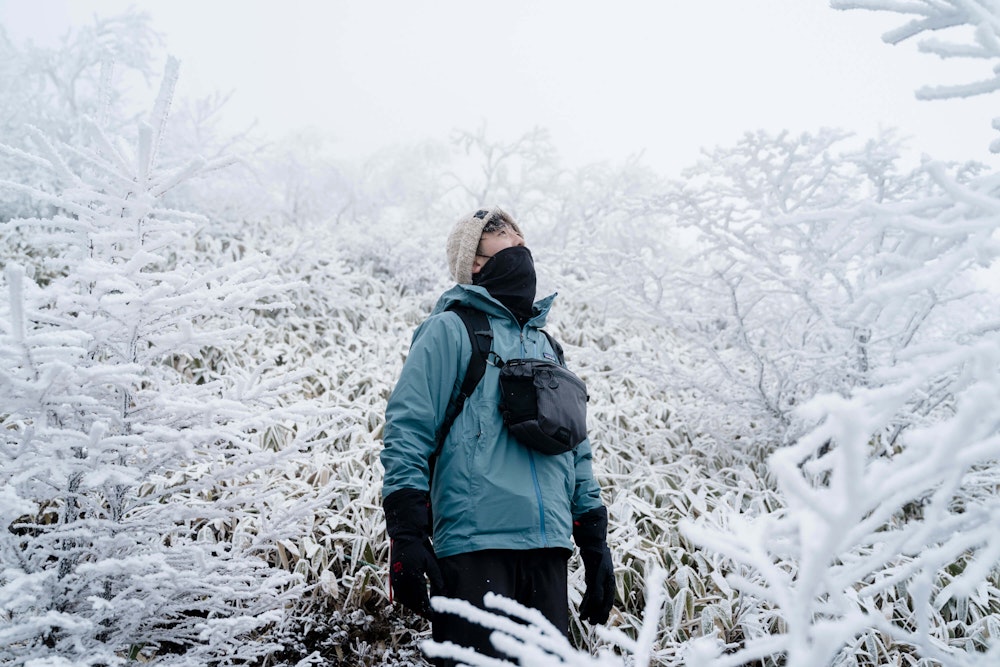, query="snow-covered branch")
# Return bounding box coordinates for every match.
[832,0,1000,151]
